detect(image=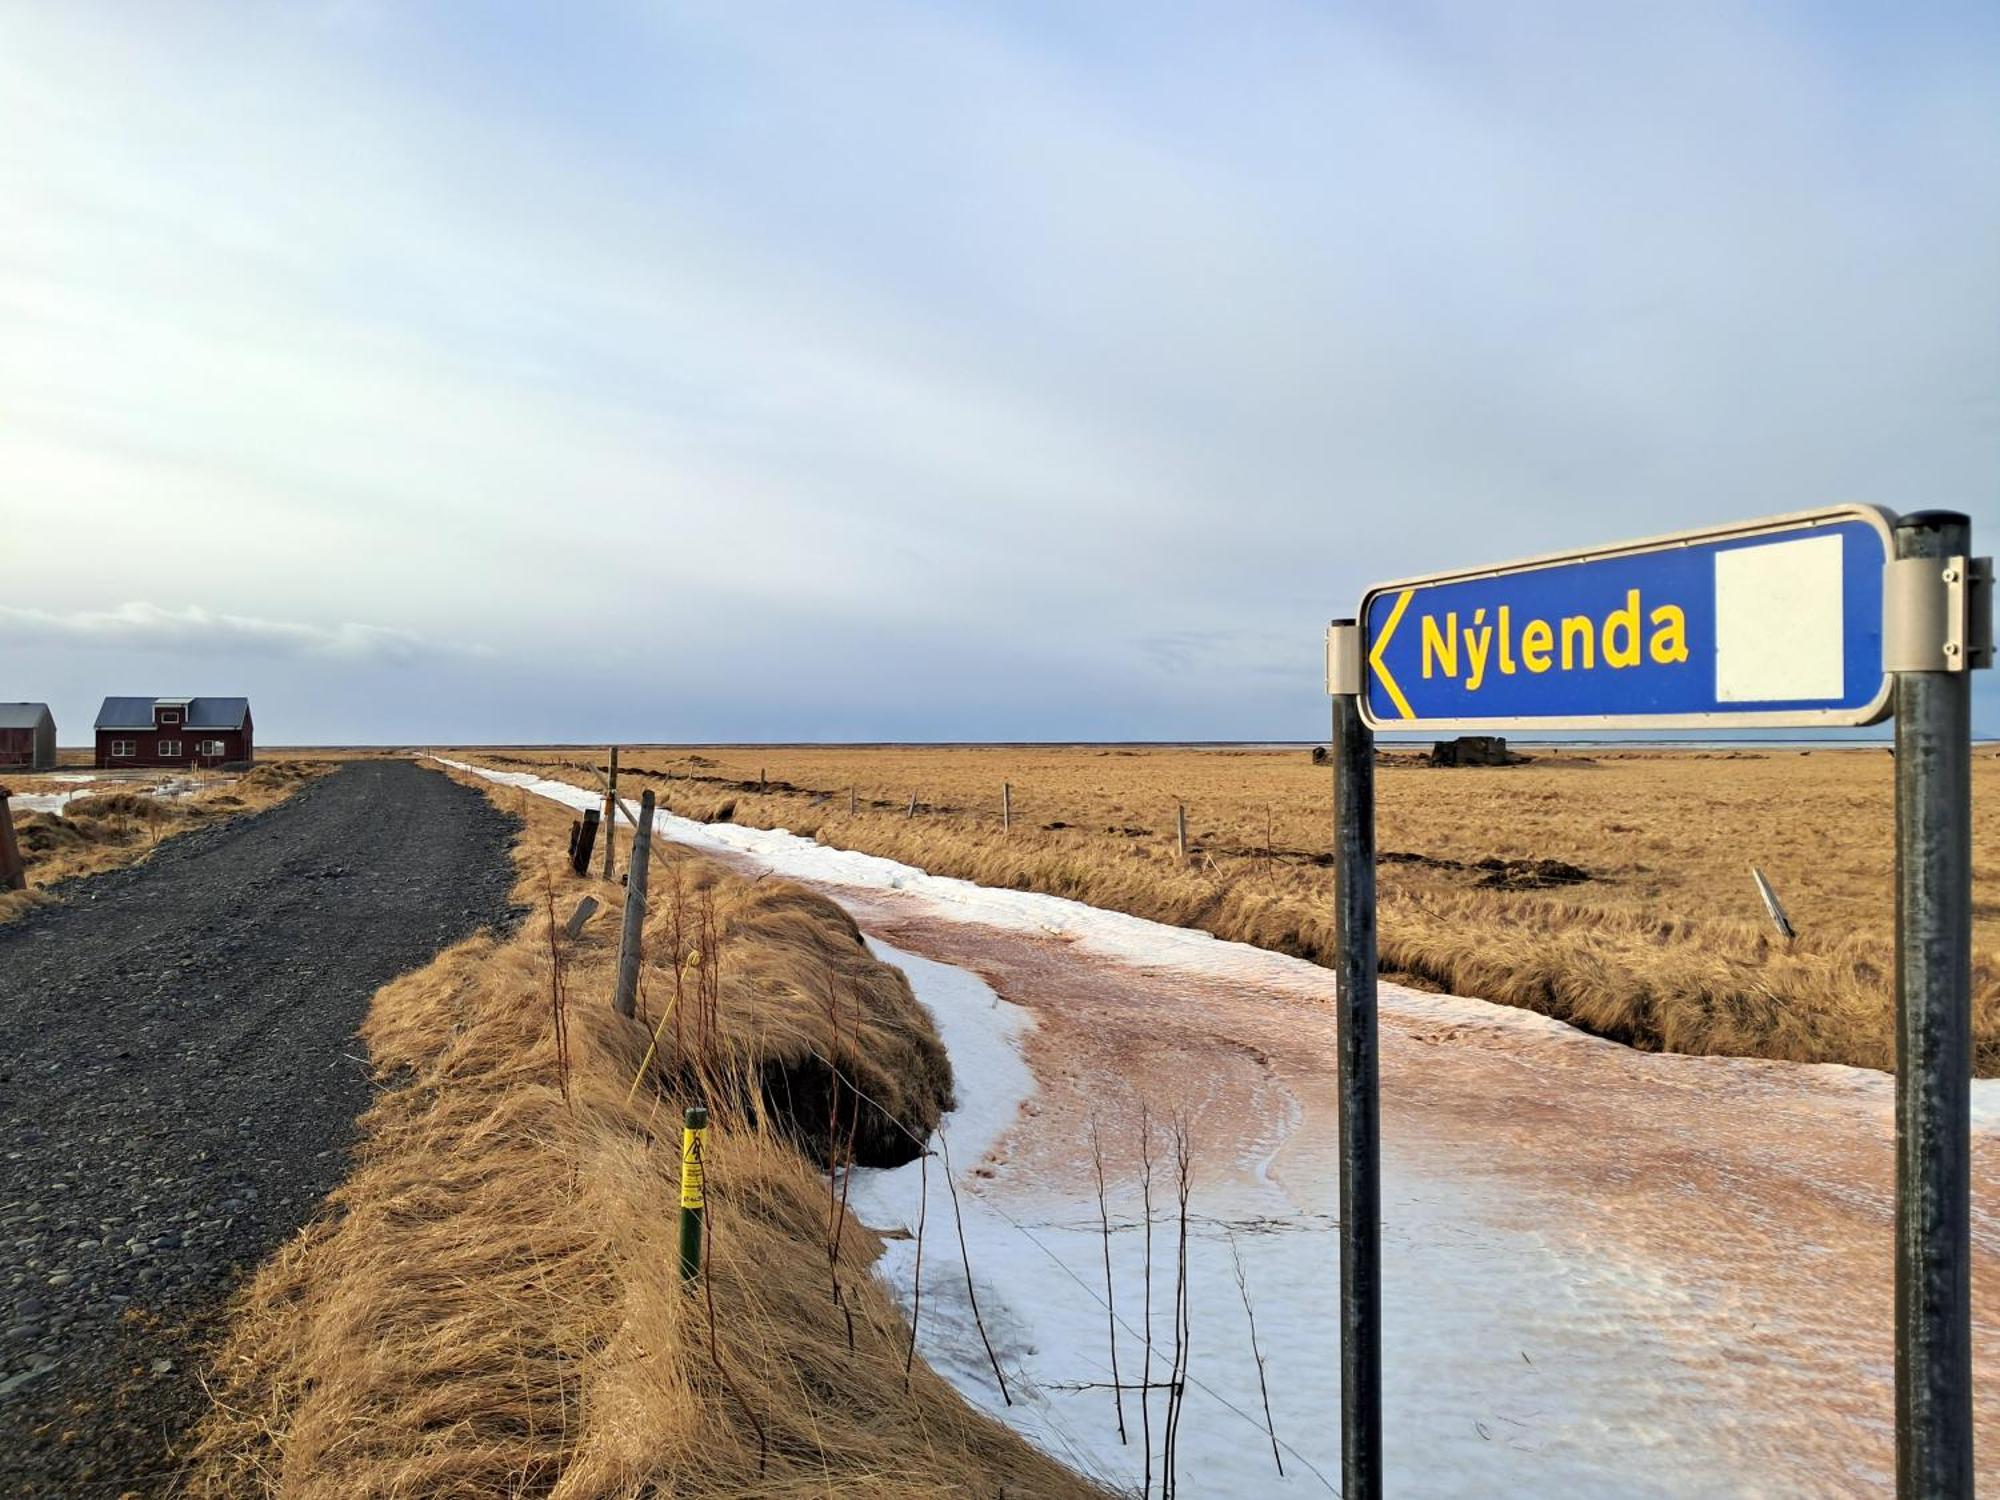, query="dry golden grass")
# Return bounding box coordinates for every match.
[460,743,2000,1075]
[0,761,329,923]
[181,767,1104,1500]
